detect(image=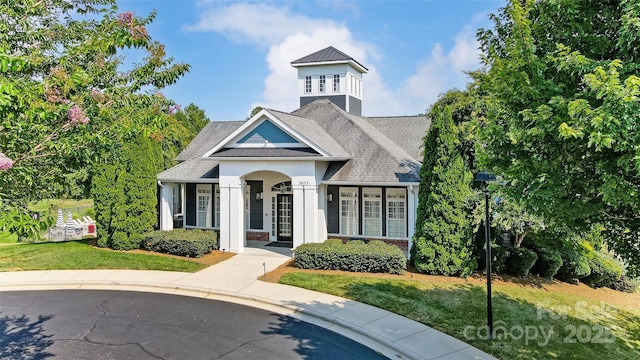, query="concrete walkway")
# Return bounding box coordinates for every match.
[0,242,497,360]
